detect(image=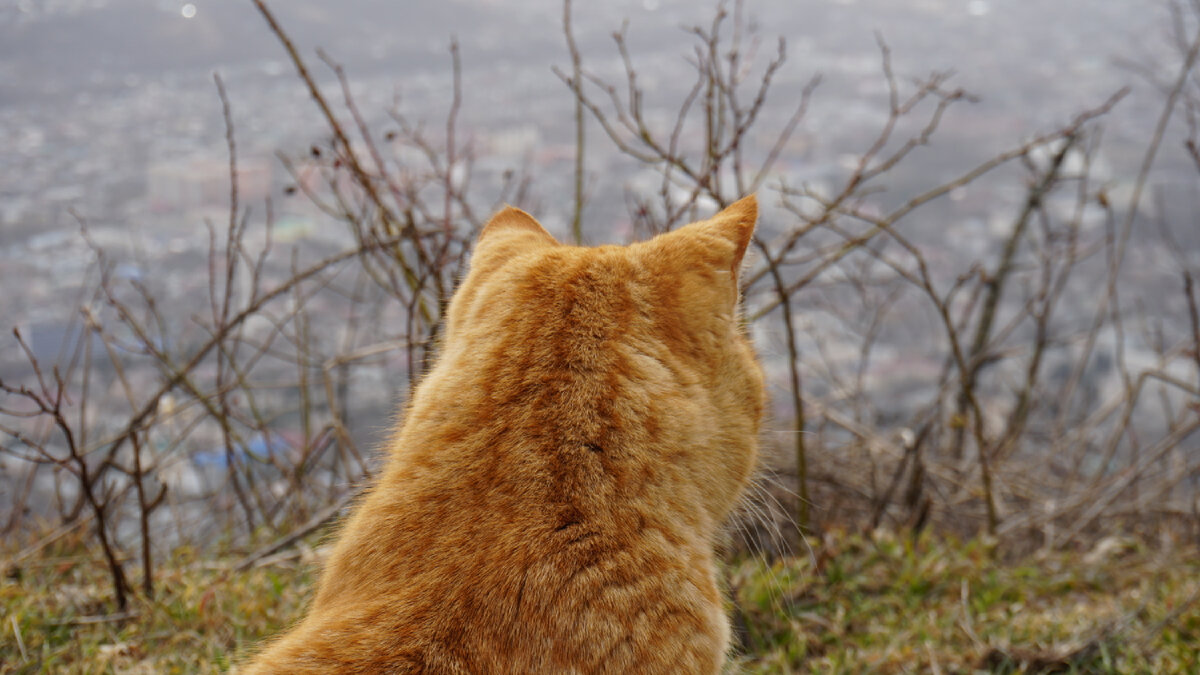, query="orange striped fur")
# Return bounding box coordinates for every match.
[241,195,765,674]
